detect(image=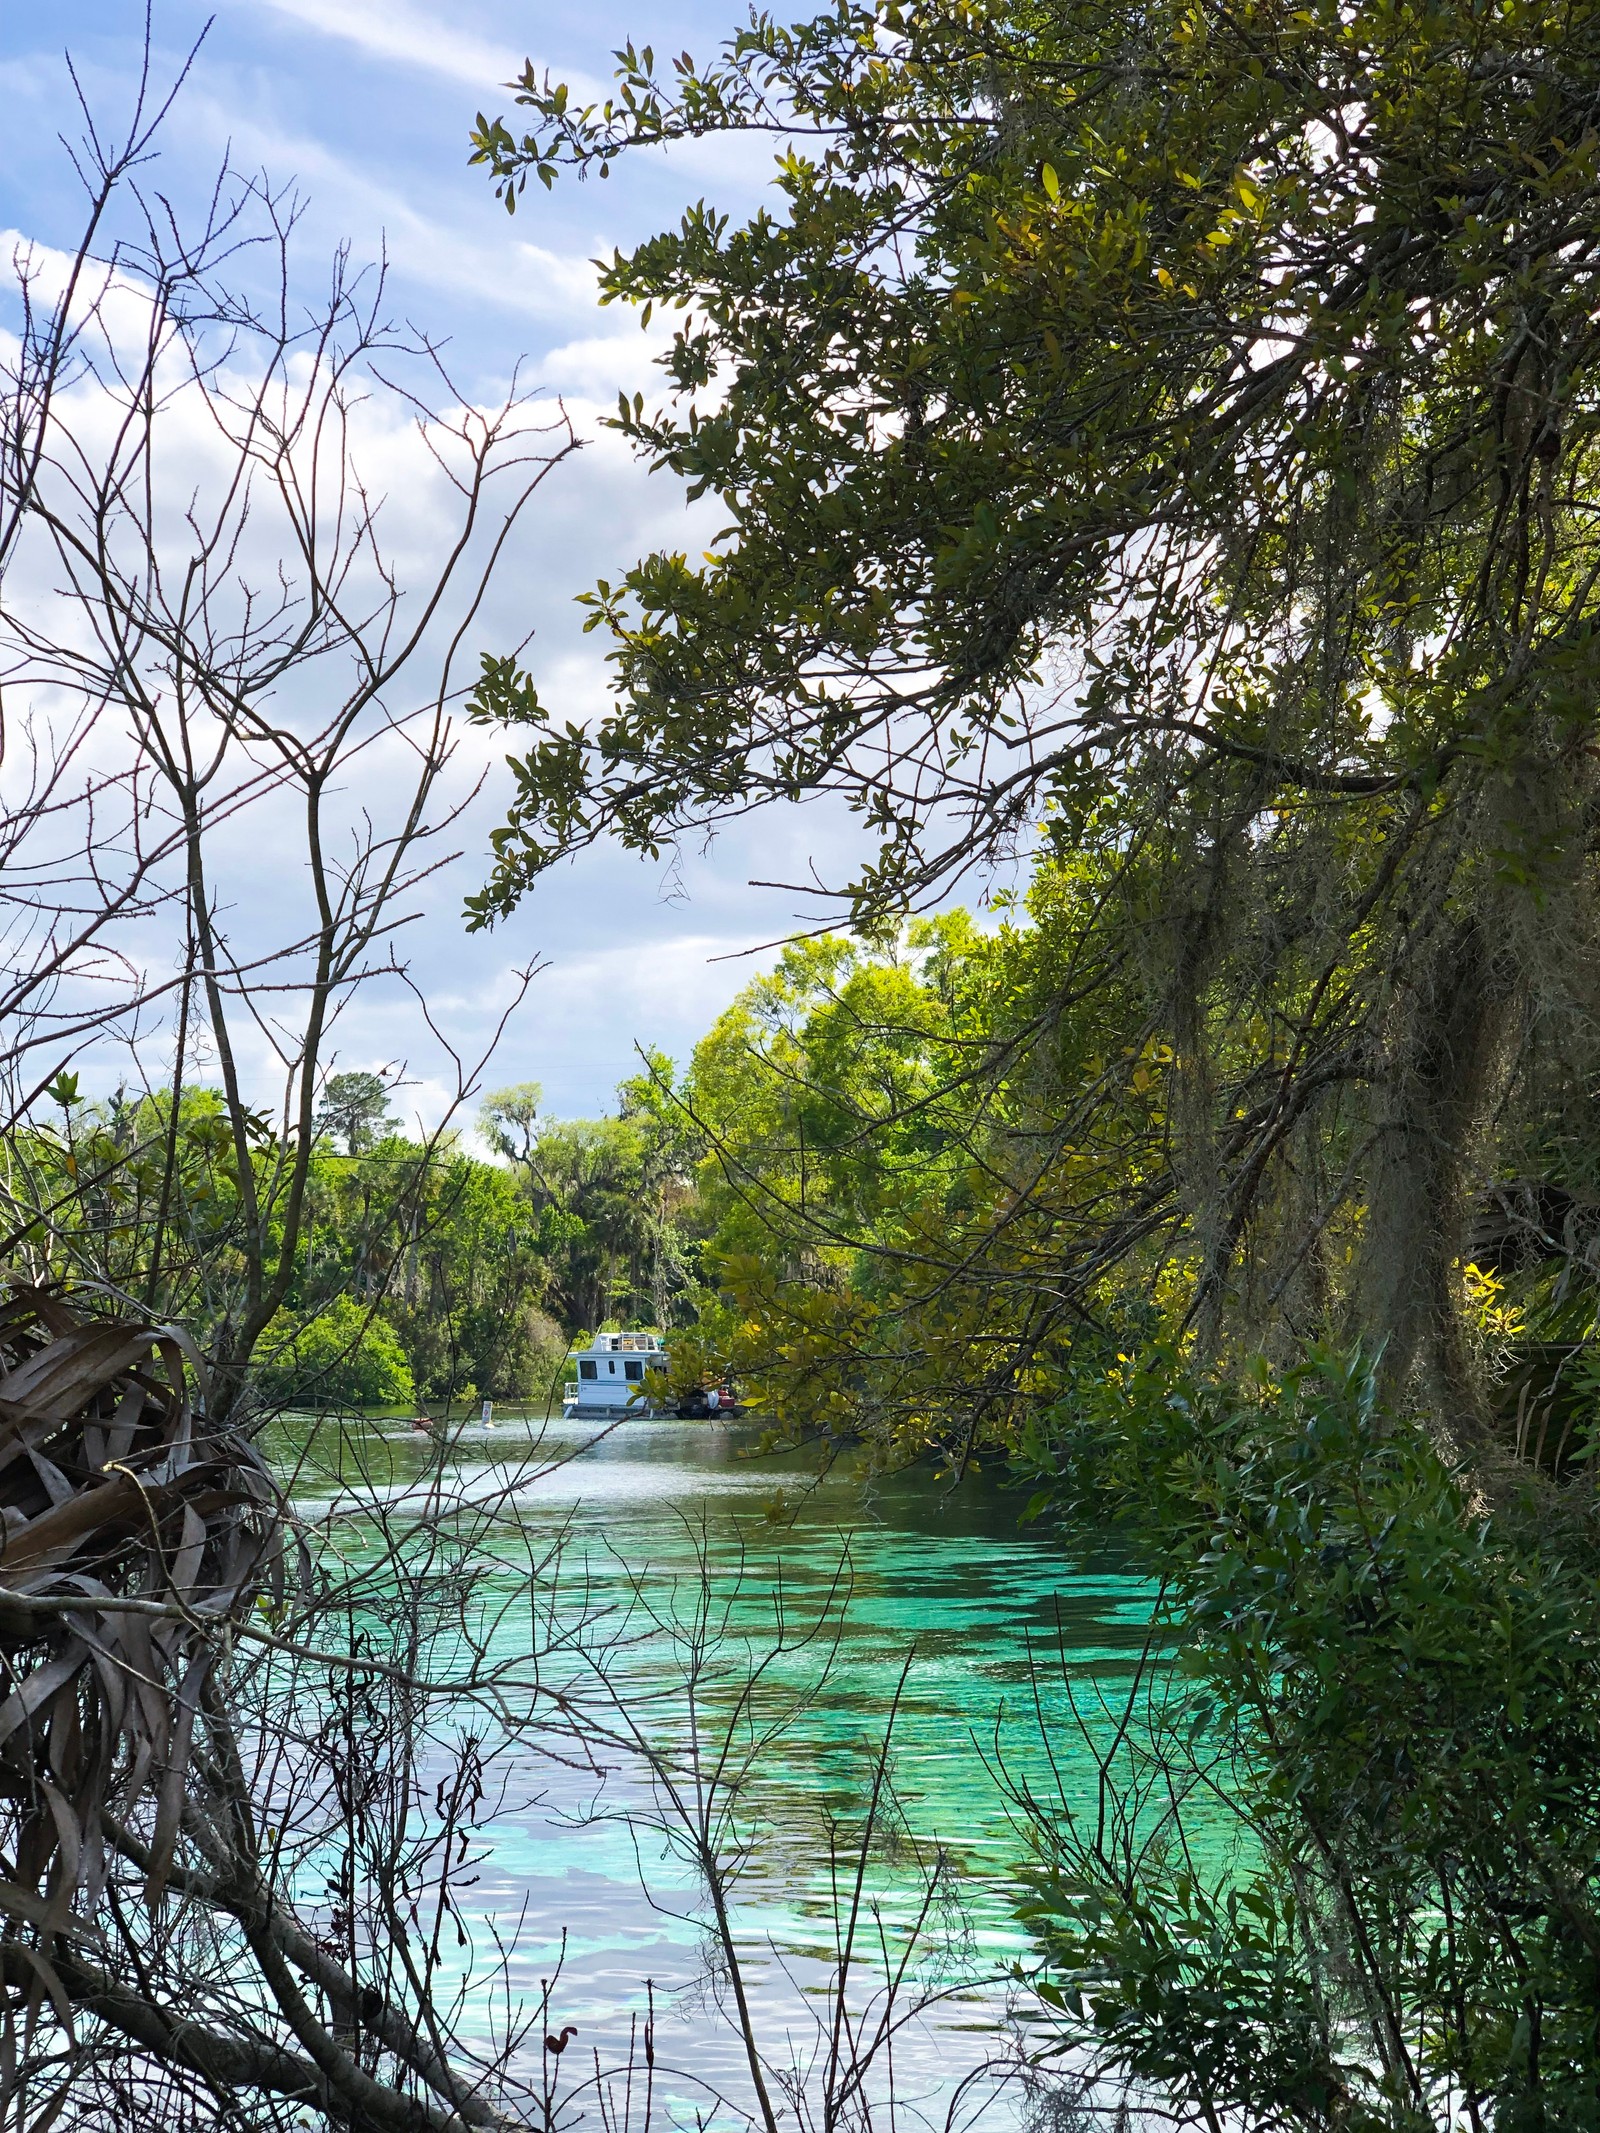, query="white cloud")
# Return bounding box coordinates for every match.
[157,93,609,331]
[0,171,861,1125]
[0,5,900,1128]
[233,0,796,198]
[535,326,670,400]
[240,0,530,94]
[538,933,776,1031]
